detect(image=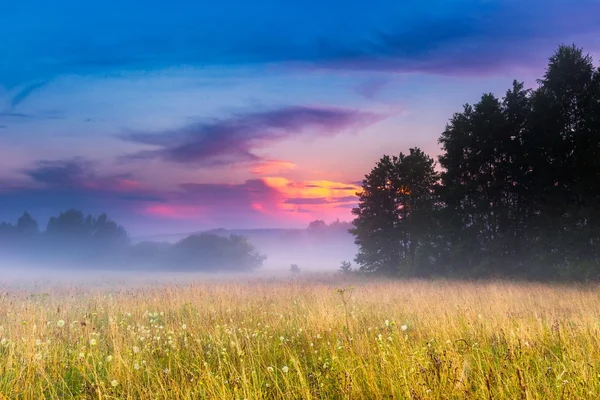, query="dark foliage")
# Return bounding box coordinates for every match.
[351,44,600,281]
[0,209,265,272]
